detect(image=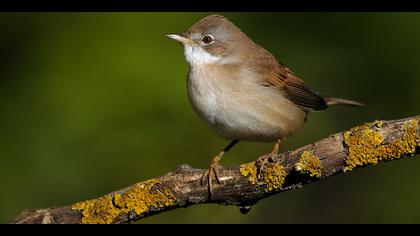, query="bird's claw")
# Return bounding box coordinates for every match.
[201,153,224,197]
[256,140,282,178]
